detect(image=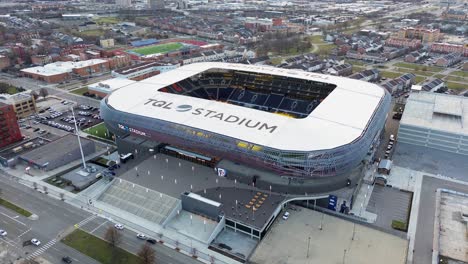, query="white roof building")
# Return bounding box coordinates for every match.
[20,59,108,76]
[88,78,136,95]
[105,62,387,152]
